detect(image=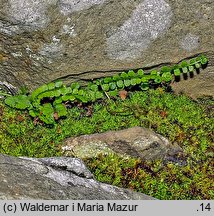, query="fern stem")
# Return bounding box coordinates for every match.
[0,92,12,97]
